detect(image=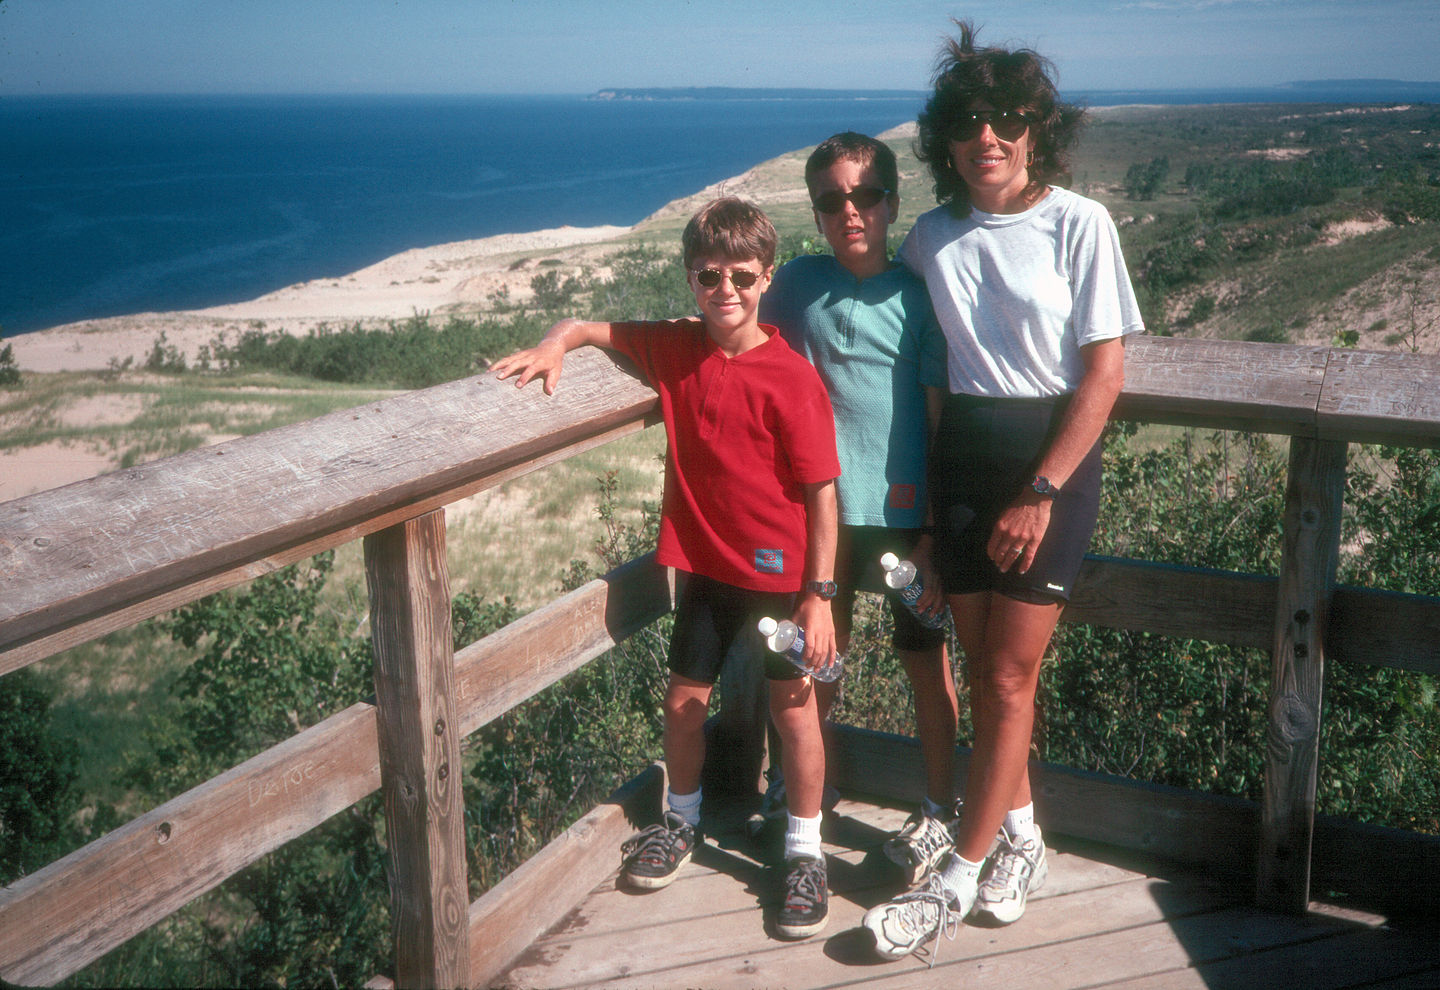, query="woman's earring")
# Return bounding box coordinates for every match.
[1026,150,1035,166]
